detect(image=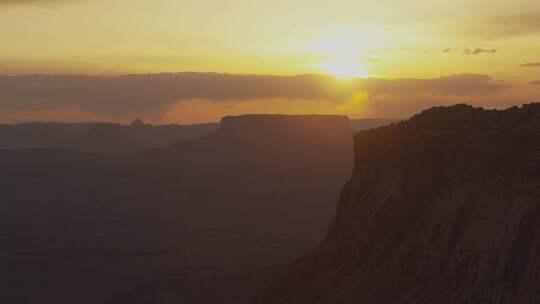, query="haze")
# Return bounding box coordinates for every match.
[4,2,540,303]
[1,0,540,123]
